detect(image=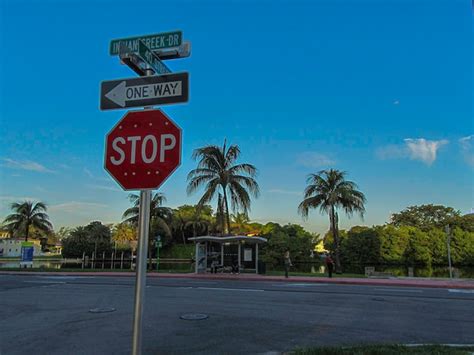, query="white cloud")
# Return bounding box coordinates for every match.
[376,138,448,165]
[404,138,448,165]
[268,189,301,196]
[1,158,55,173]
[49,201,108,214]
[459,135,474,167]
[83,168,94,178]
[296,152,335,168]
